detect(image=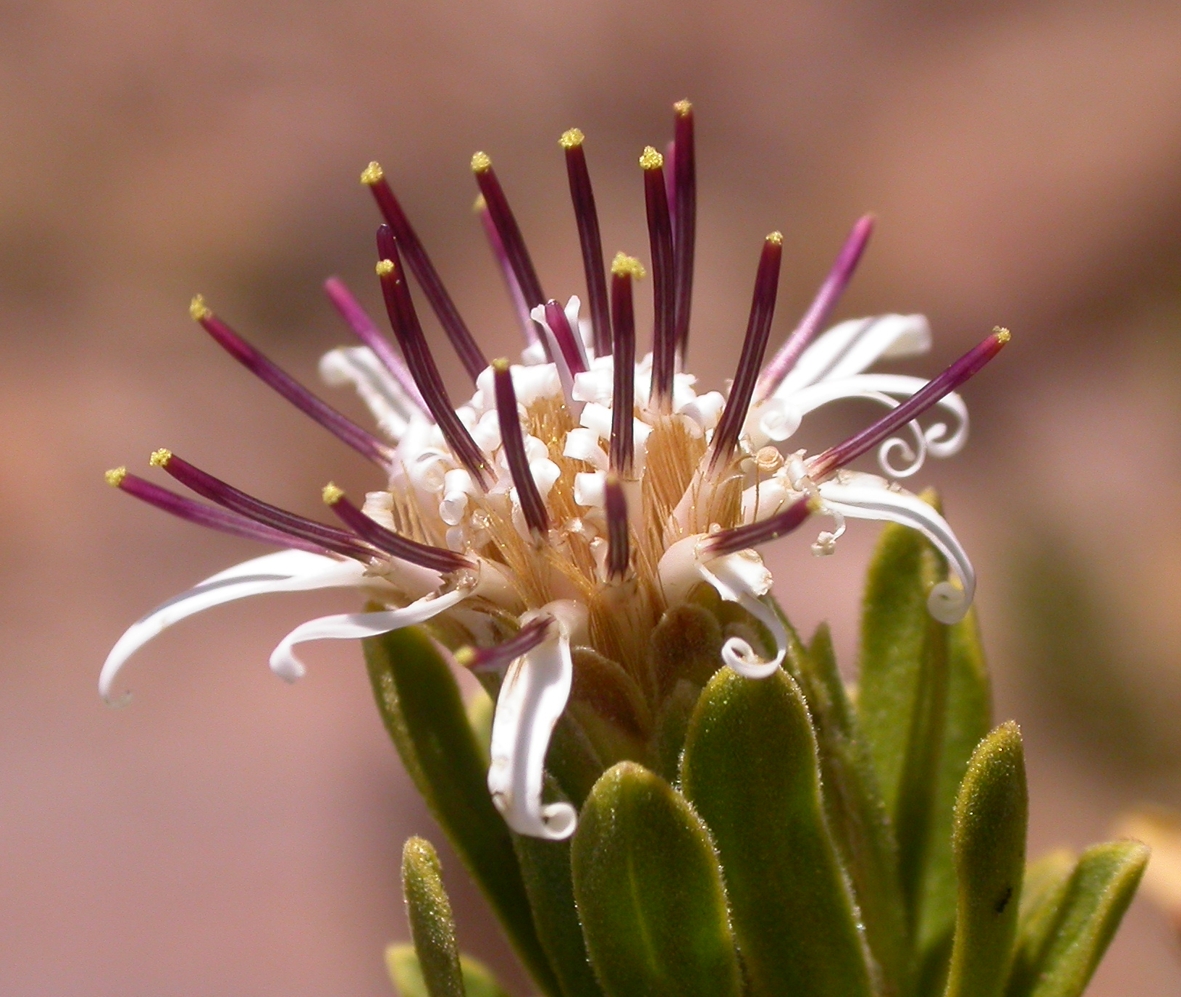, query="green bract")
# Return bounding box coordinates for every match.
[376,518,1144,997]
